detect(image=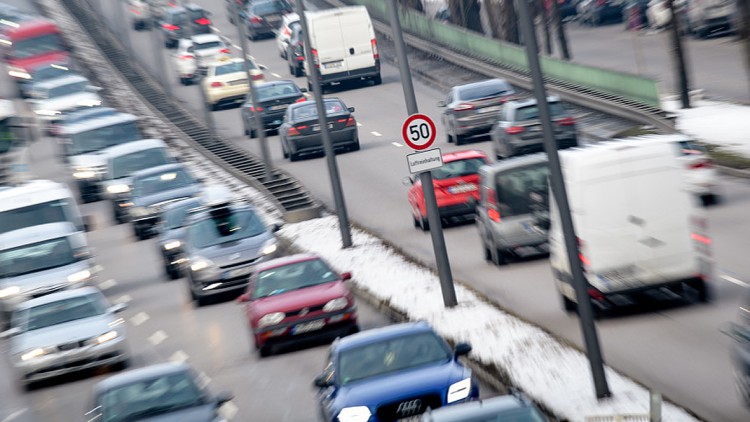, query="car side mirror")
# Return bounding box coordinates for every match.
[237,292,251,303]
[454,342,472,357]
[214,390,233,407]
[300,87,308,93]
[271,223,283,232]
[313,374,332,388]
[87,86,103,92]
[347,107,355,112]
[108,303,128,314]
[402,176,414,186]
[259,64,268,70]
[0,327,20,339]
[341,271,352,281]
[437,100,447,107]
